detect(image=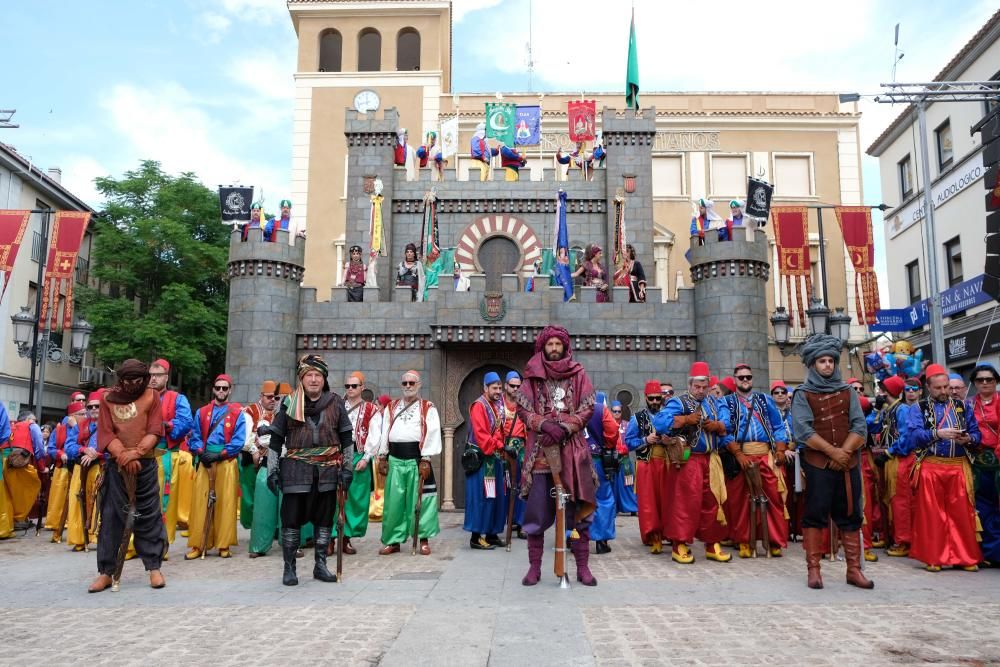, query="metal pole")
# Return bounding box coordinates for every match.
[916,101,945,363]
[27,209,50,411]
[816,207,829,305]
